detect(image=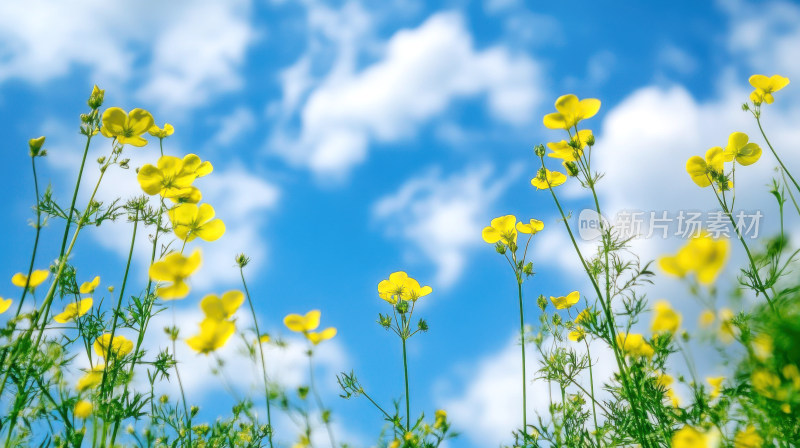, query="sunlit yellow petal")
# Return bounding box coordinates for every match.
[0,298,12,314]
